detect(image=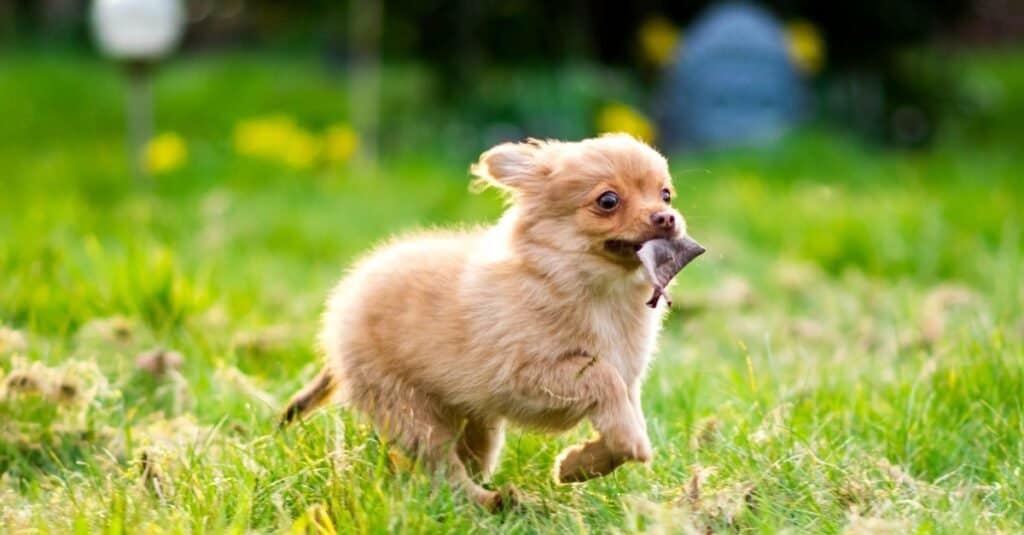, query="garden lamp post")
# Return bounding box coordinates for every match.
[91,0,185,182]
